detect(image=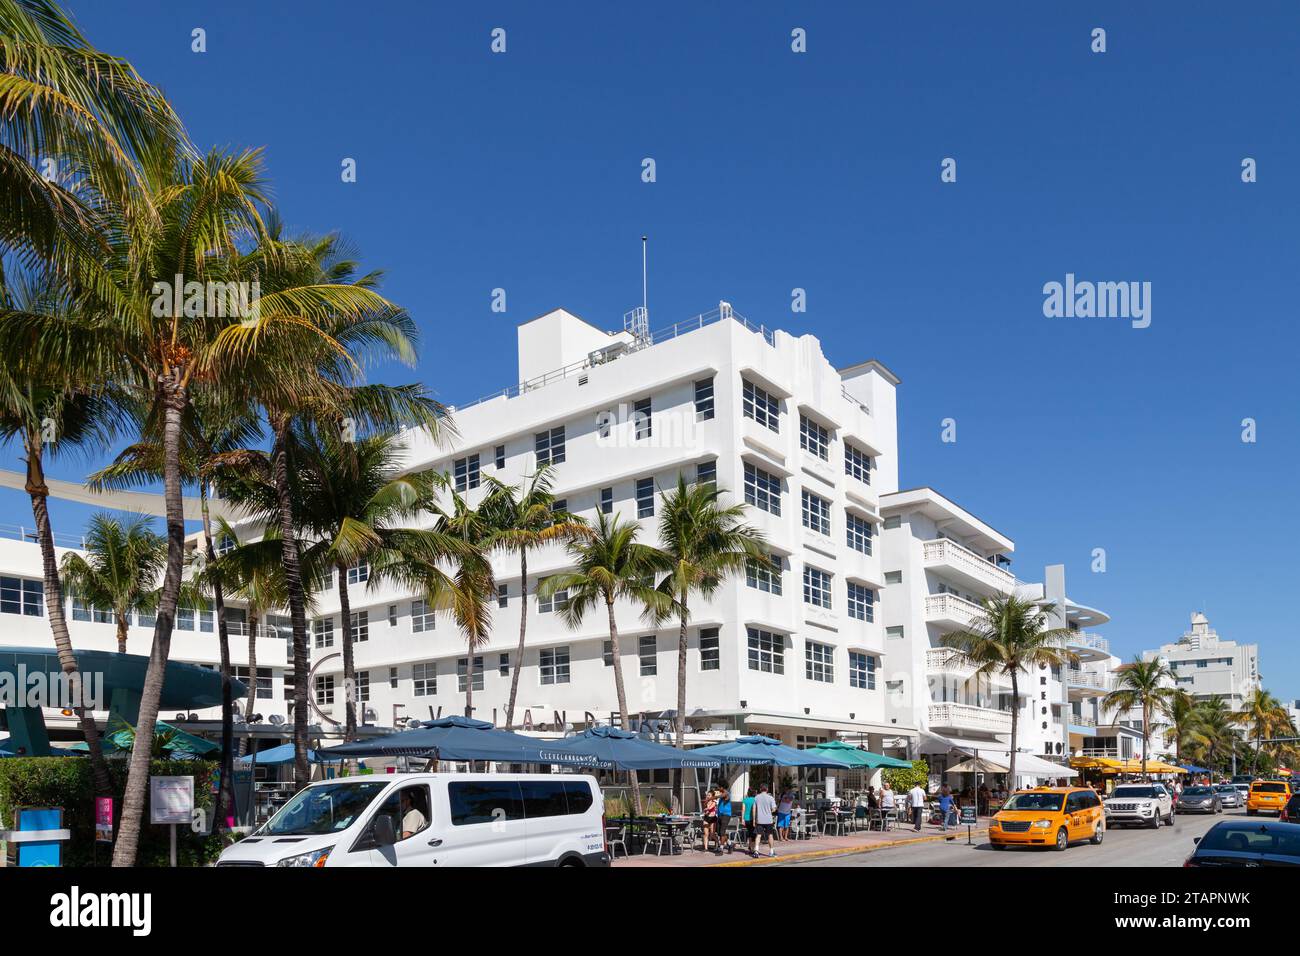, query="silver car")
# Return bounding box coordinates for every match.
[1214,784,1244,809]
